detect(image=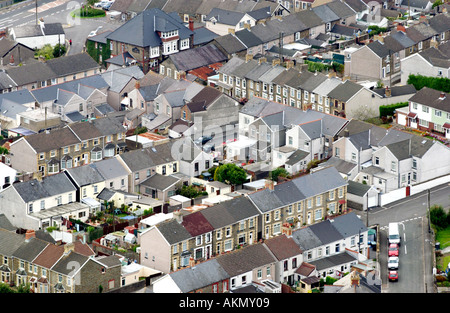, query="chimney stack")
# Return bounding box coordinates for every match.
[245,54,253,62]
[63,242,75,255]
[173,209,183,223]
[189,18,194,31]
[265,179,274,191]
[25,229,36,241]
[439,92,446,100]
[135,81,140,89]
[385,86,391,97]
